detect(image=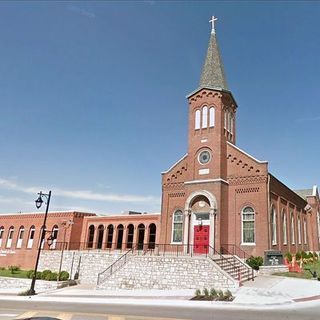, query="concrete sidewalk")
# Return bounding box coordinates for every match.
[0,275,319,308]
[234,275,320,305]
